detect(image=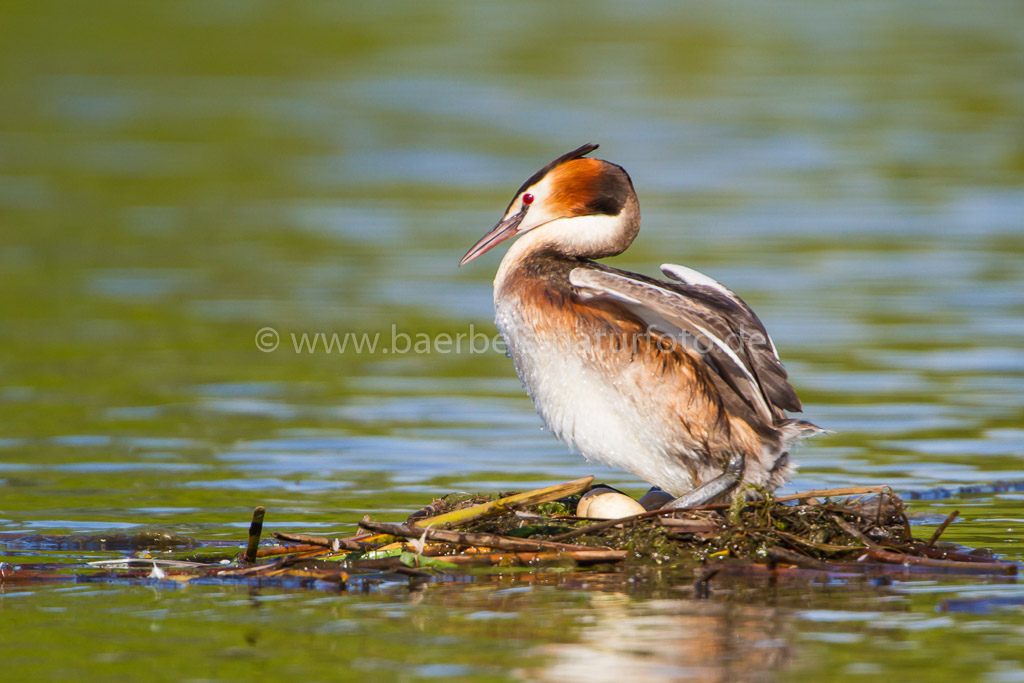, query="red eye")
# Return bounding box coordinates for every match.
[522,193,534,206]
